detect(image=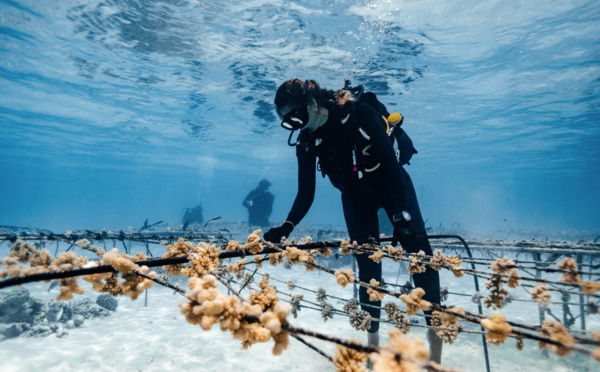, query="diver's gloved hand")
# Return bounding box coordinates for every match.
[392,211,415,246]
[264,221,294,243]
